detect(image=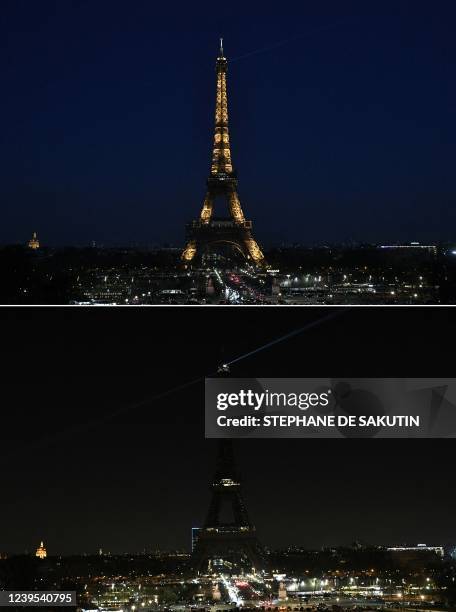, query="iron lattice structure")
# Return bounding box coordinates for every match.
[190,440,267,574]
[182,40,266,267]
